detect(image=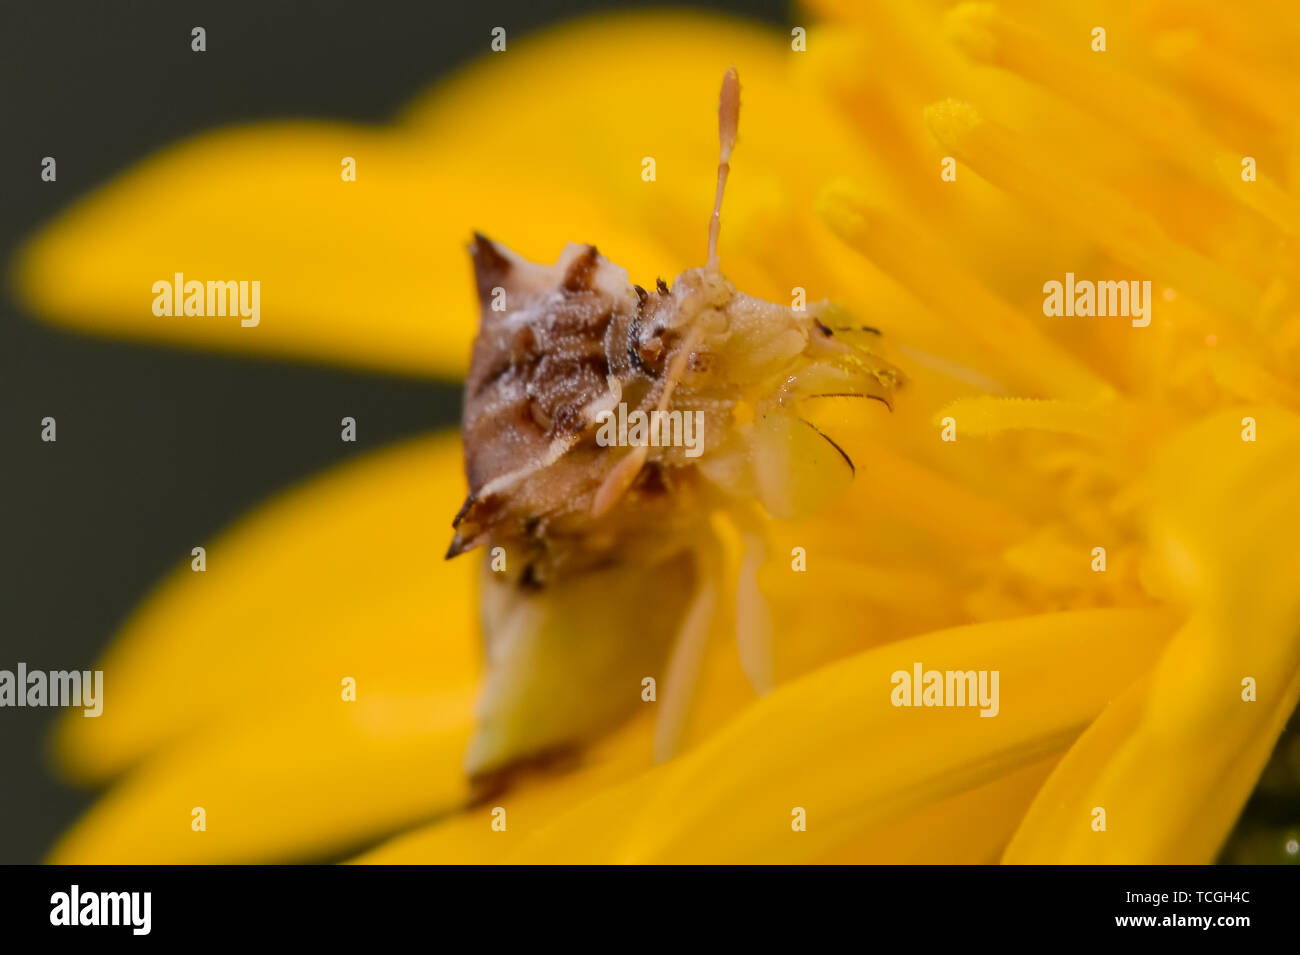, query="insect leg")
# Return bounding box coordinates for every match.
[734,516,775,696]
[653,532,724,764]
